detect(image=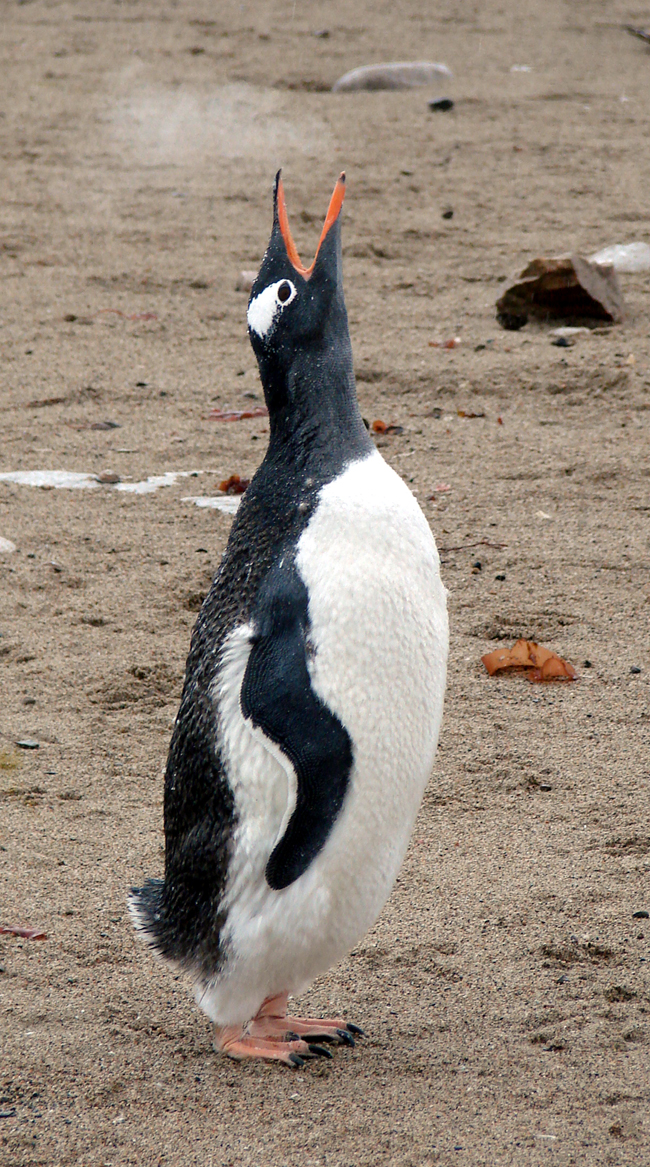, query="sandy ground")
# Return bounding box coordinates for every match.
[1,1,650,1164]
